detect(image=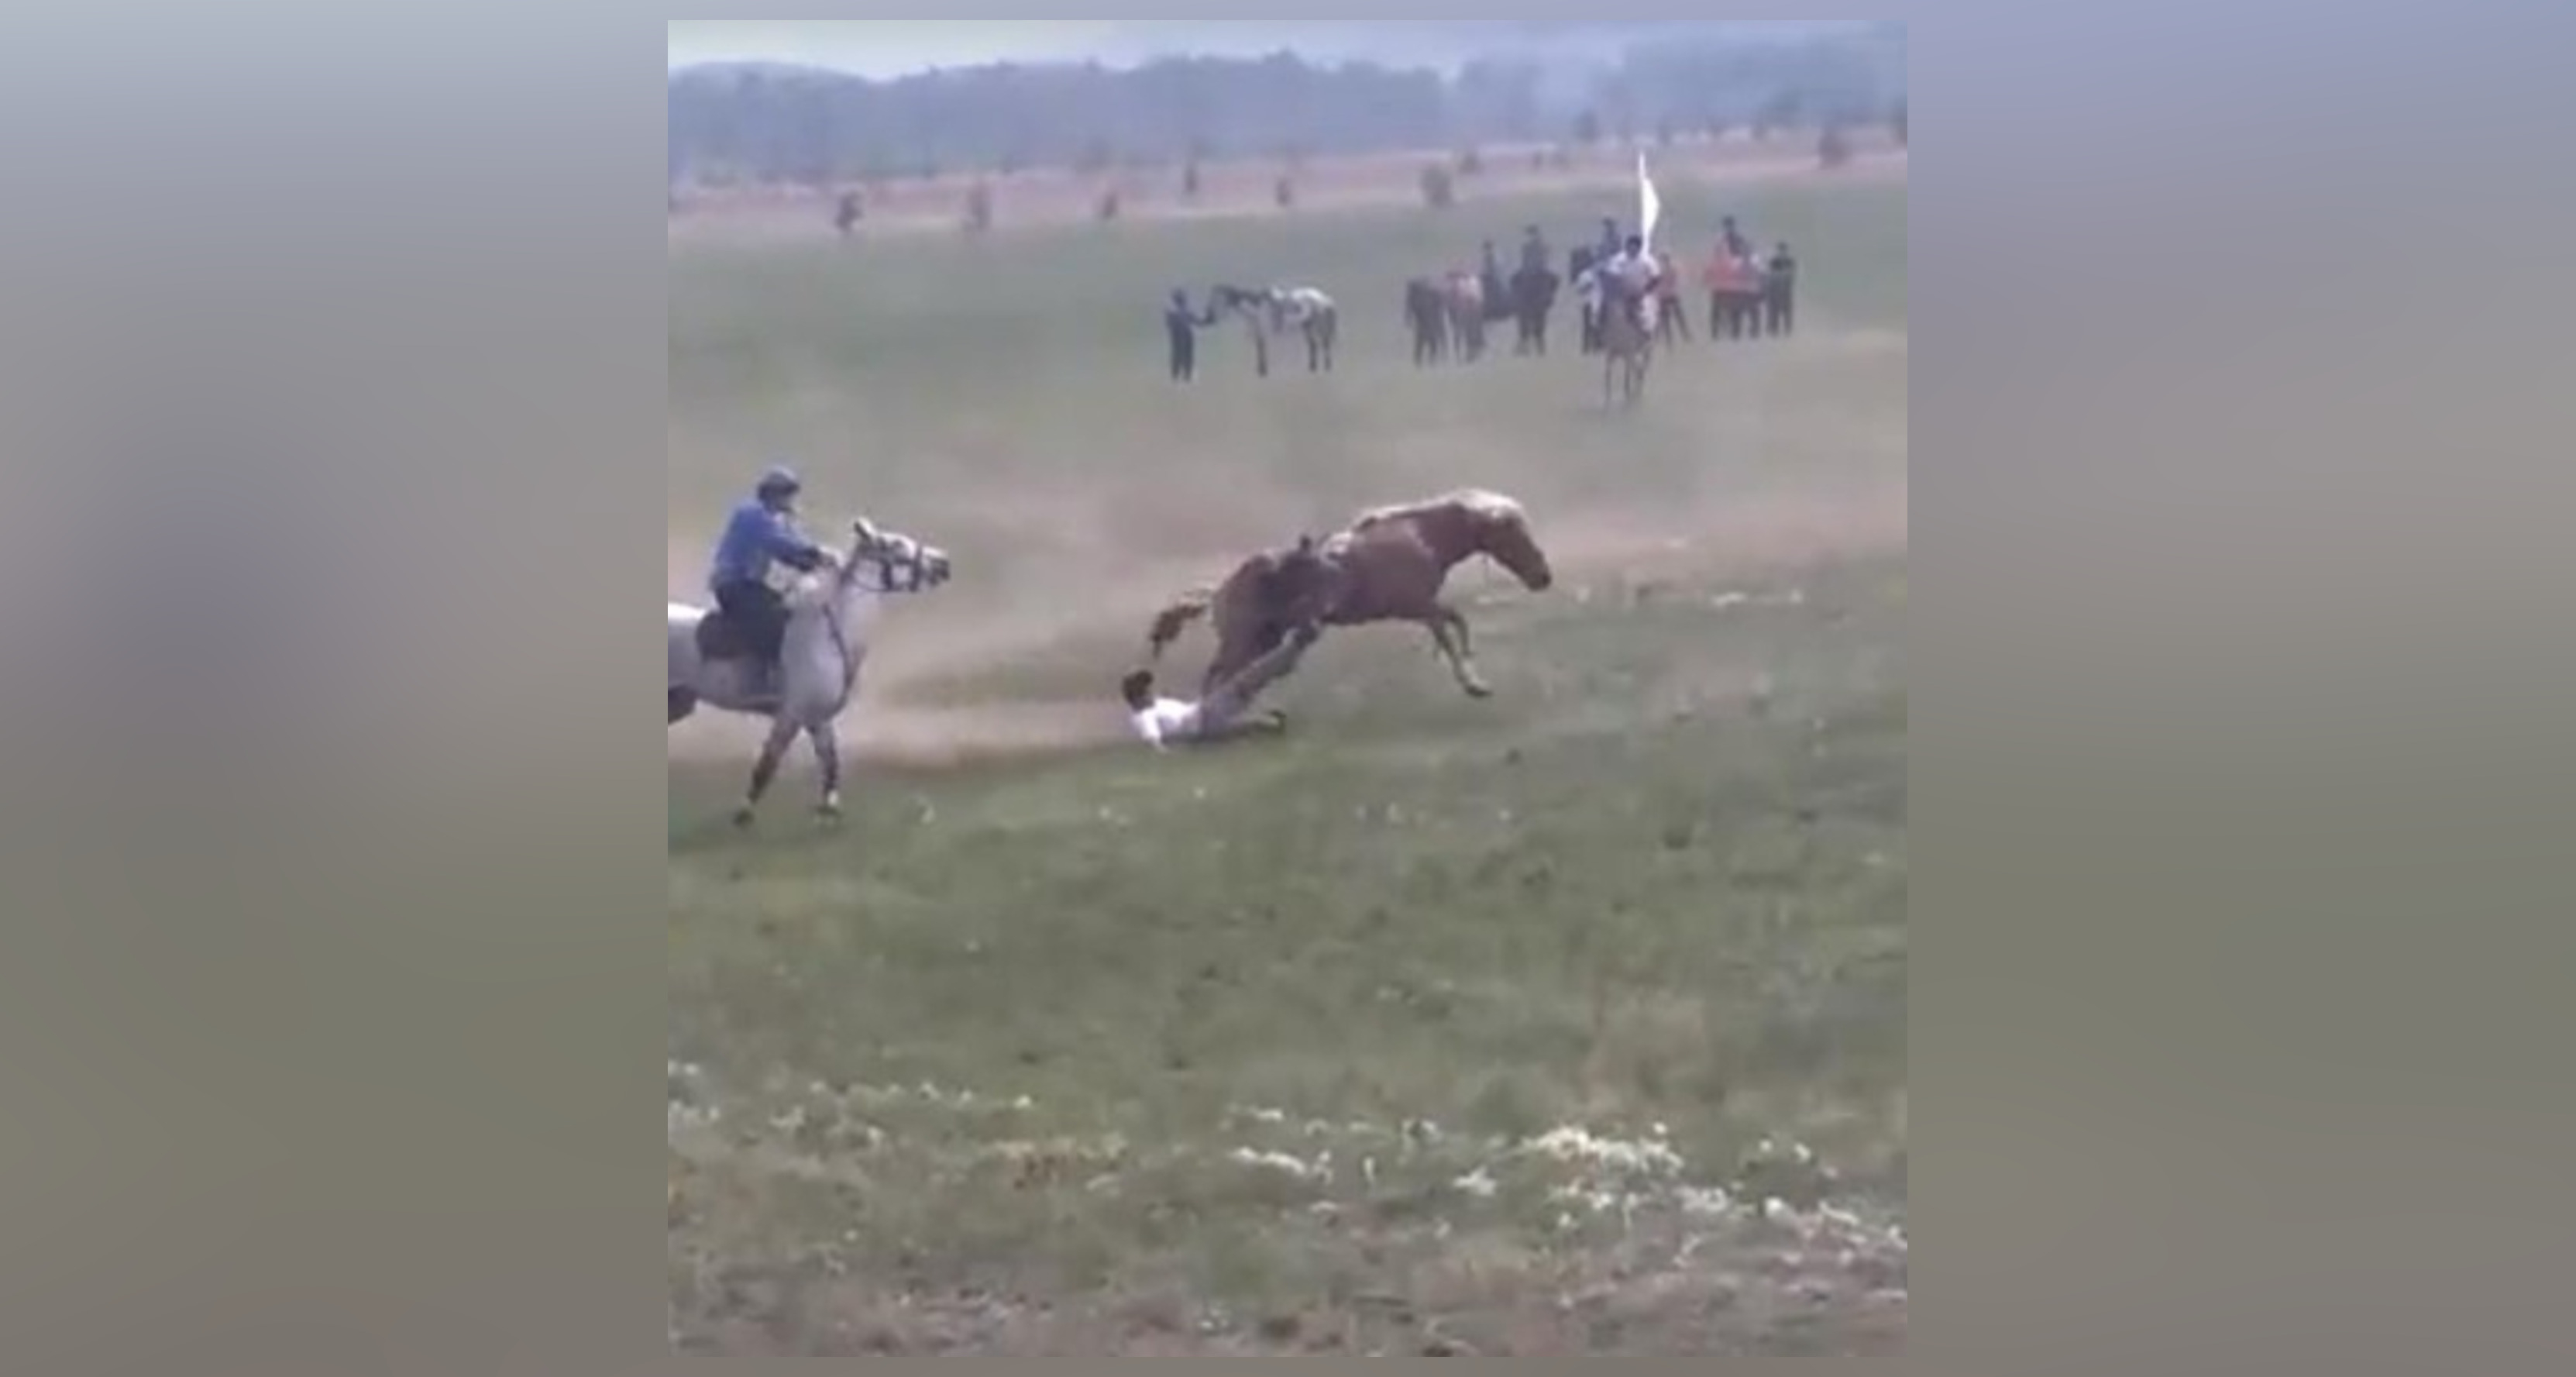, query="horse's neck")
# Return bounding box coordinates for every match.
[786,580,873,645]
[1402,511,1478,570]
